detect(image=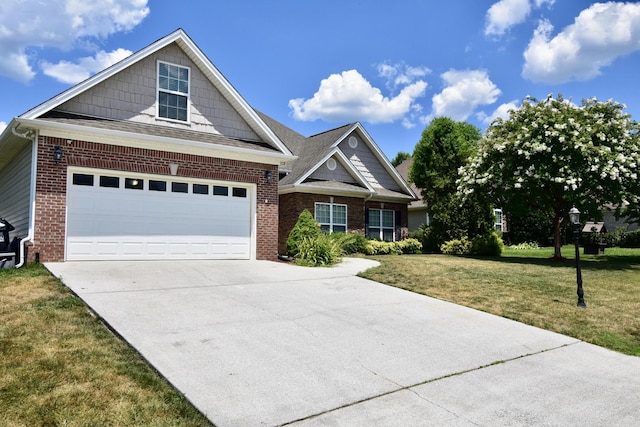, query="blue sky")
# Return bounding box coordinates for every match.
[1,0,639,159]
